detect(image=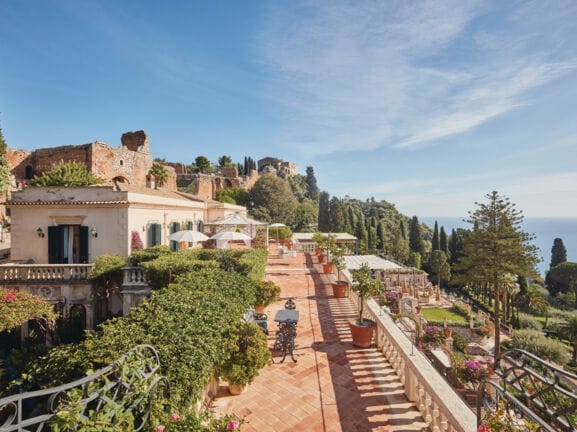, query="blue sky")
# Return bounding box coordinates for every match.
[1,0,577,218]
